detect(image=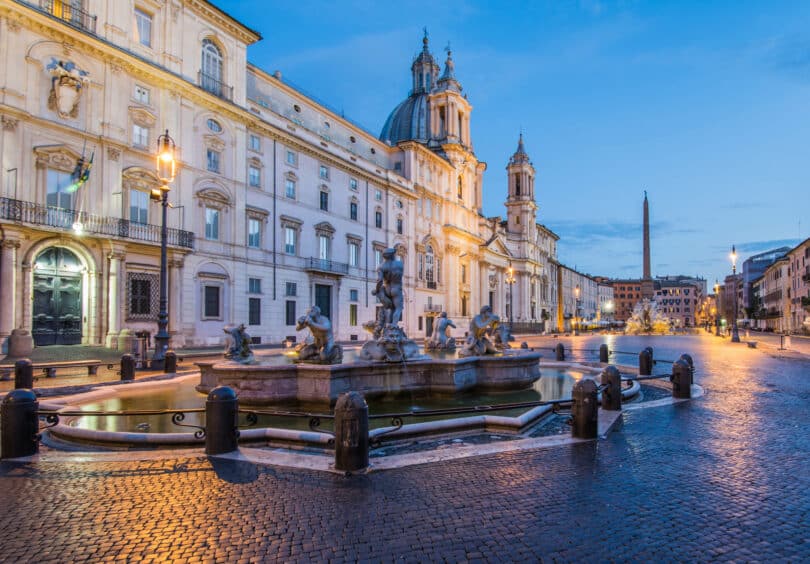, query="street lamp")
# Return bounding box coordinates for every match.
[505,264,516,330]
[573,284,580,336]
[151,129,177,369]
[714,280,721,336]
[730,245,740,343]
